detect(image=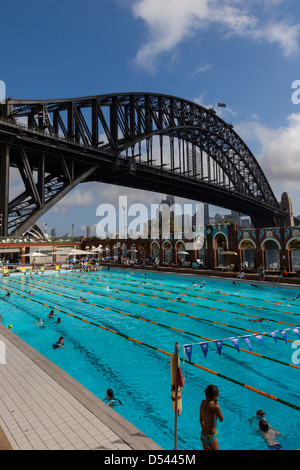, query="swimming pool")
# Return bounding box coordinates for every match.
[1,269,300,450]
